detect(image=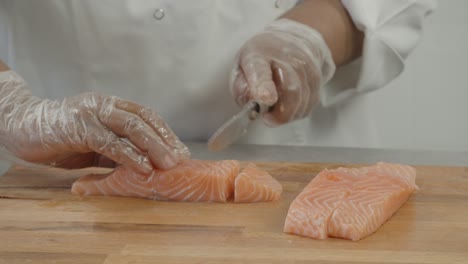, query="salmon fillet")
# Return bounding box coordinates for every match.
[284,162,417,241]
[71,160,282,203]
[234,163,282,203]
